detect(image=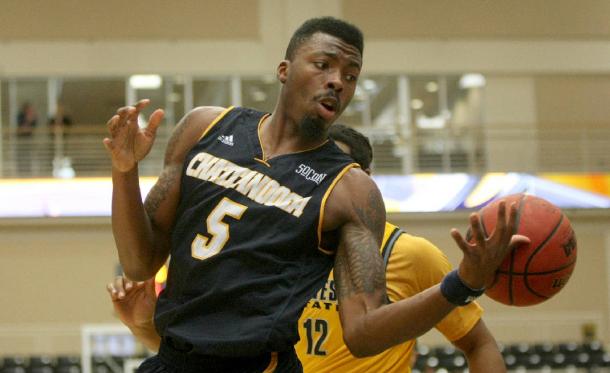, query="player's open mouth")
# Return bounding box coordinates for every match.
[317,97,338,120]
